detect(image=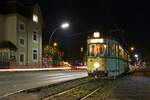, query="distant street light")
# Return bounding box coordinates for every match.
[134,54,139,67]
[134,54,139,61]
[130,47,135,51]
[49,22,70,47]
[134,54,139,58]
[53,42,58,47]
[80,47,83,52]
